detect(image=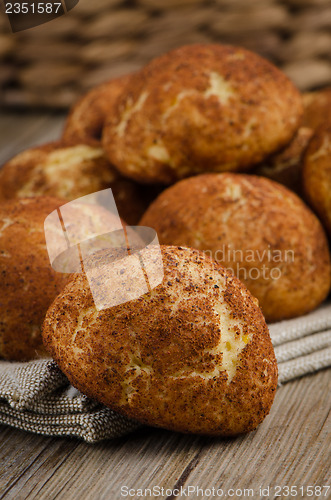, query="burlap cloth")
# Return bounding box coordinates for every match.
[1,302,331,443]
